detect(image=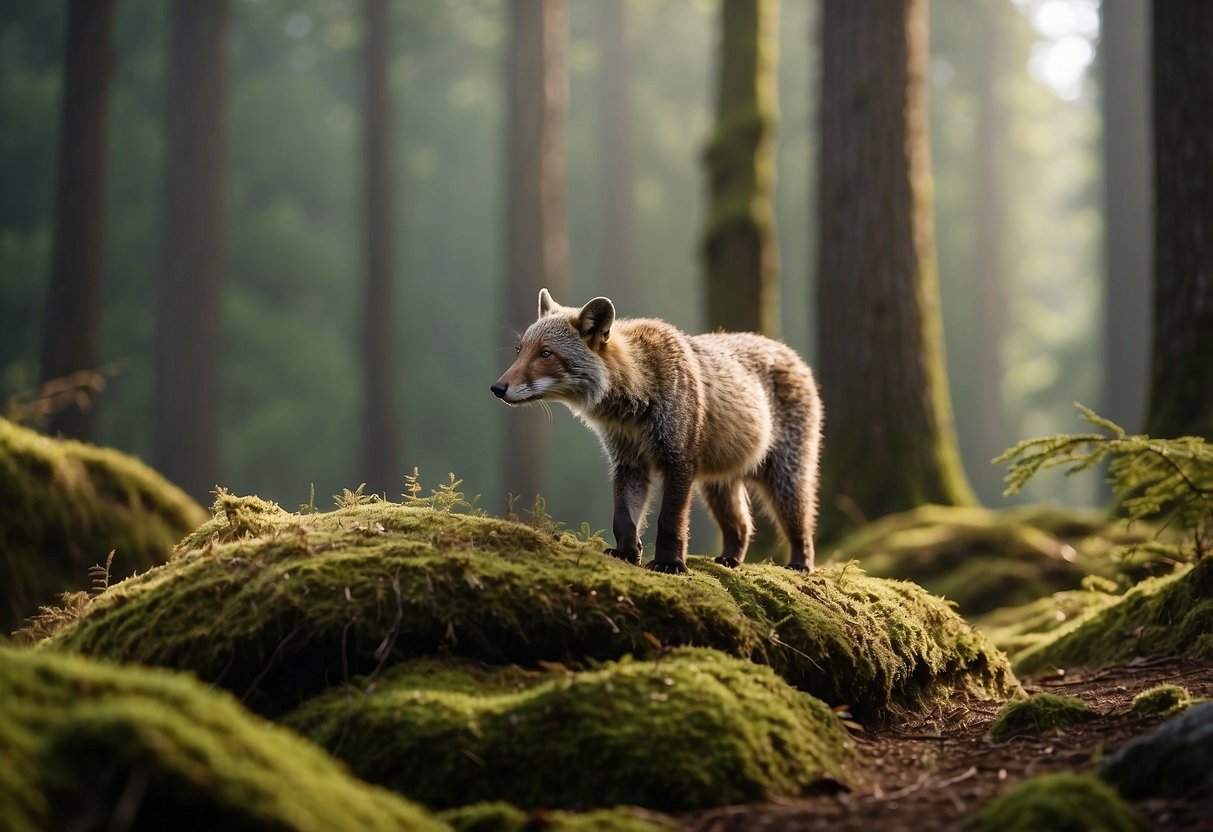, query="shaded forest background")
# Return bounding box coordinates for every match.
[0,0,1133,553]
